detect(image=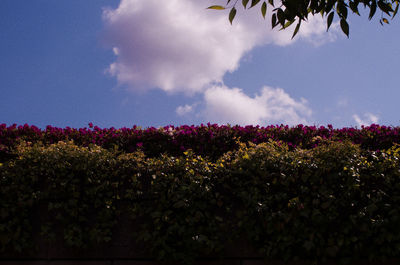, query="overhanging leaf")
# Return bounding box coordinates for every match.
[340,18,349,37]
[368,1,377,20]
[207,5,226,10]
[271,13,277,28]
[282,19,295,29]
[229,7,237,24]
[261,1,267,18]
[292,21,301,39]
[393,2,399,18]
[378,0,394,15]
[250,0,261,8]
[243,0,250,8]
[327,11,334,31]
[277,8,285,26]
